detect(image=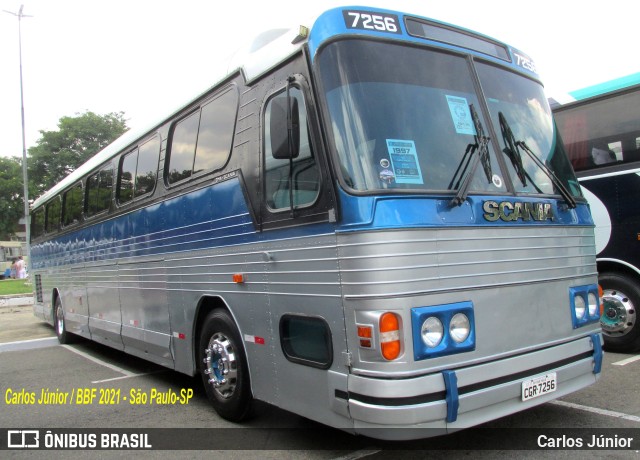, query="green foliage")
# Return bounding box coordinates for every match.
[0,157,25,239]
[28,111,128,198]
